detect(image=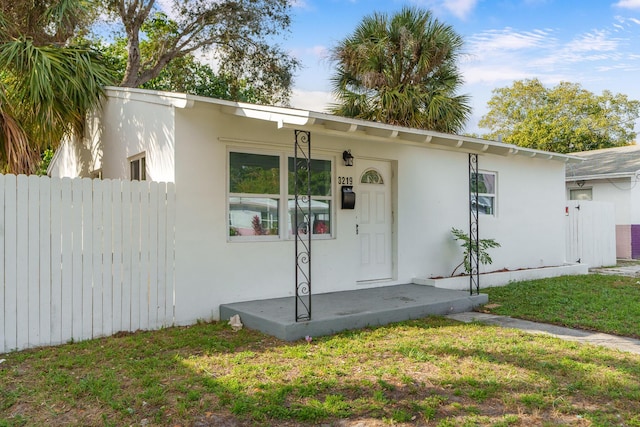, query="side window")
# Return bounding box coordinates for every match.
[570,188,592,201]
[129,153,146,181]
[228,152,280,237]
[471,171,496,215]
